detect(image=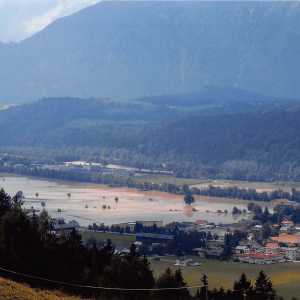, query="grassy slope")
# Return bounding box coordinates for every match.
[0,276,81,300]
